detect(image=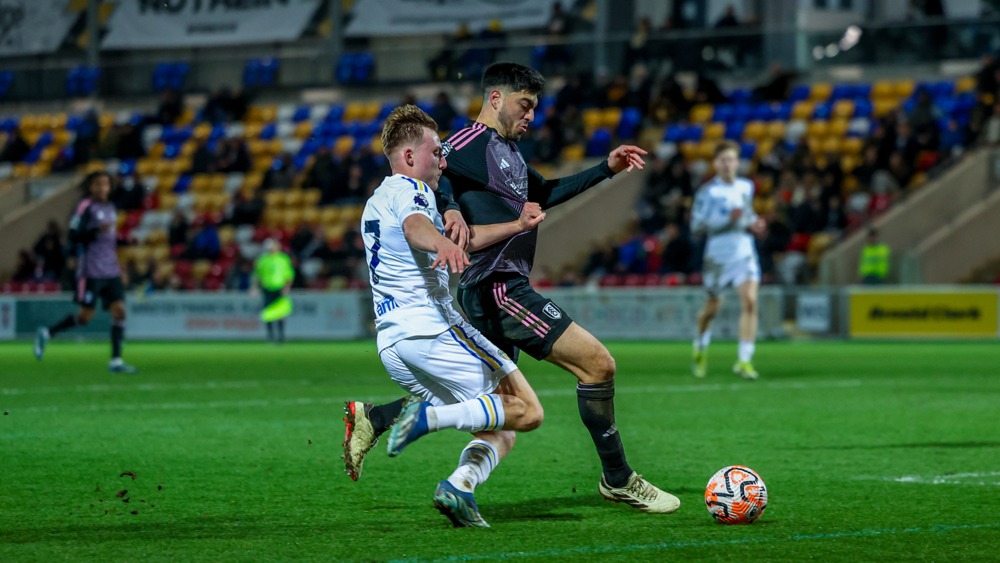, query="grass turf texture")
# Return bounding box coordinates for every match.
[2,340,999,561]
